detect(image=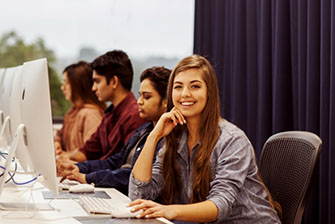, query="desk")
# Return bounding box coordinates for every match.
[0,183,172,224]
